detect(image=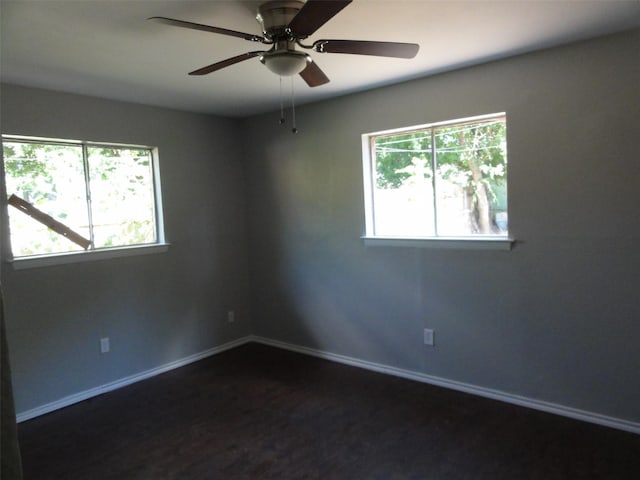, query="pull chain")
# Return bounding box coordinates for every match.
[277,77,299,134]
[290,77,298,134]
[279,77,285,125]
